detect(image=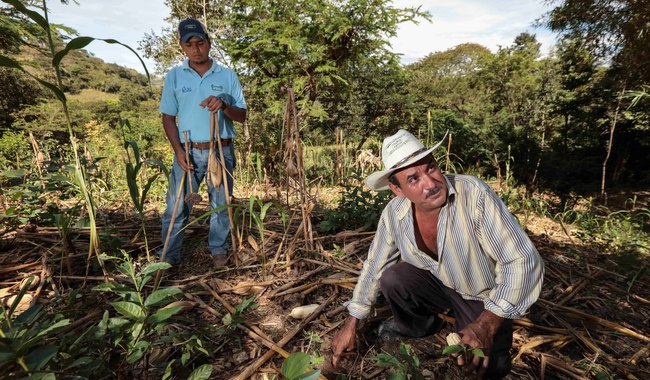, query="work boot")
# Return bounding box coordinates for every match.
[378,319,411,342]
[212,254,228,269]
